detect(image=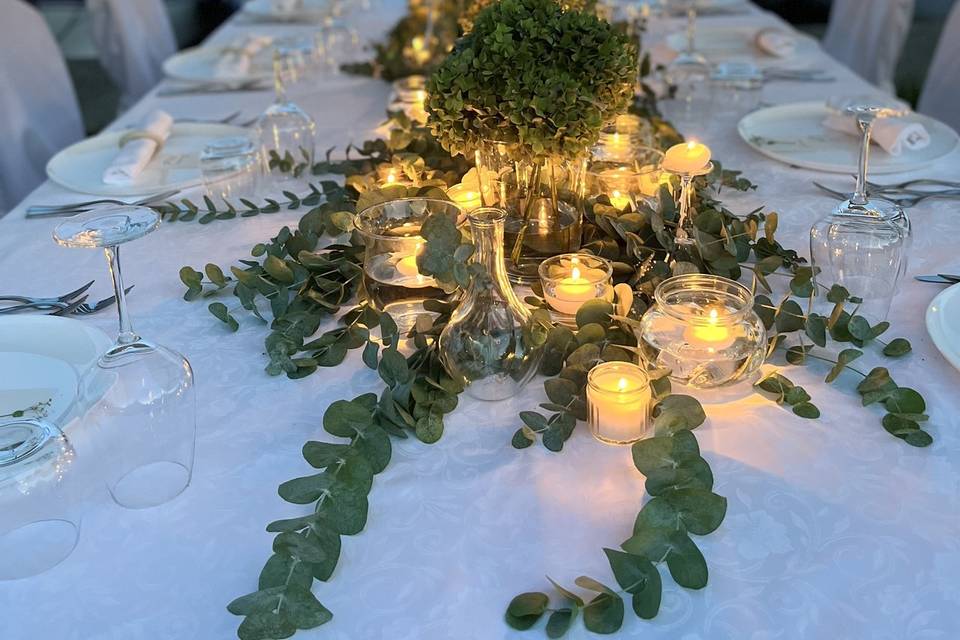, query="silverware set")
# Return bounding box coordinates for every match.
[813,179,960,208]
[0,281,133,316]
[25,189,181,219]
[762,68,836,83]
[156,79,271,97]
